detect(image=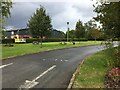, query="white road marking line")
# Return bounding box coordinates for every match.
[43,59,46,61]
[19,65,56,89]
[64,60,68,62]
[0,63,13,69]
[61,60,63,62]
[55,59,58,61]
